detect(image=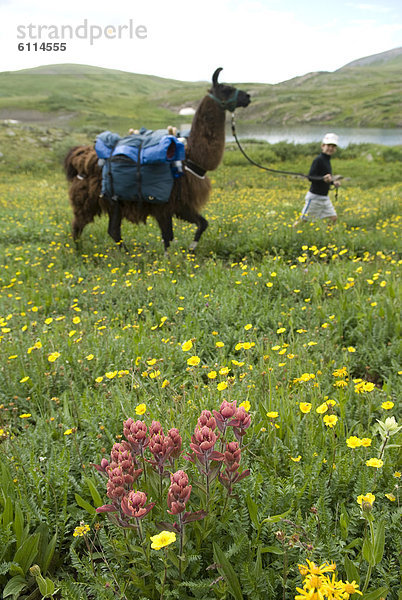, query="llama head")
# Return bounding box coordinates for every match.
[209,68,251,111]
